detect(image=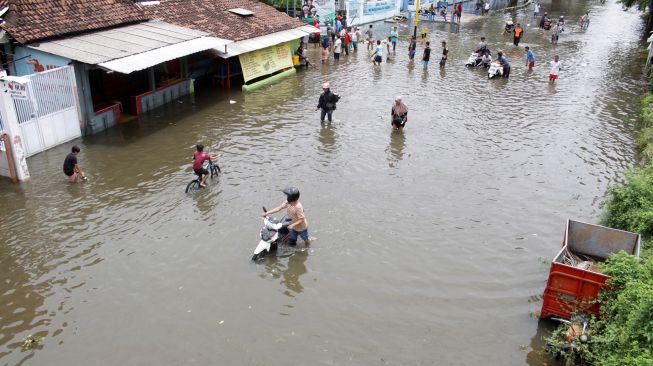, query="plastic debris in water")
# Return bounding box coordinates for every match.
[230,100,237,104]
